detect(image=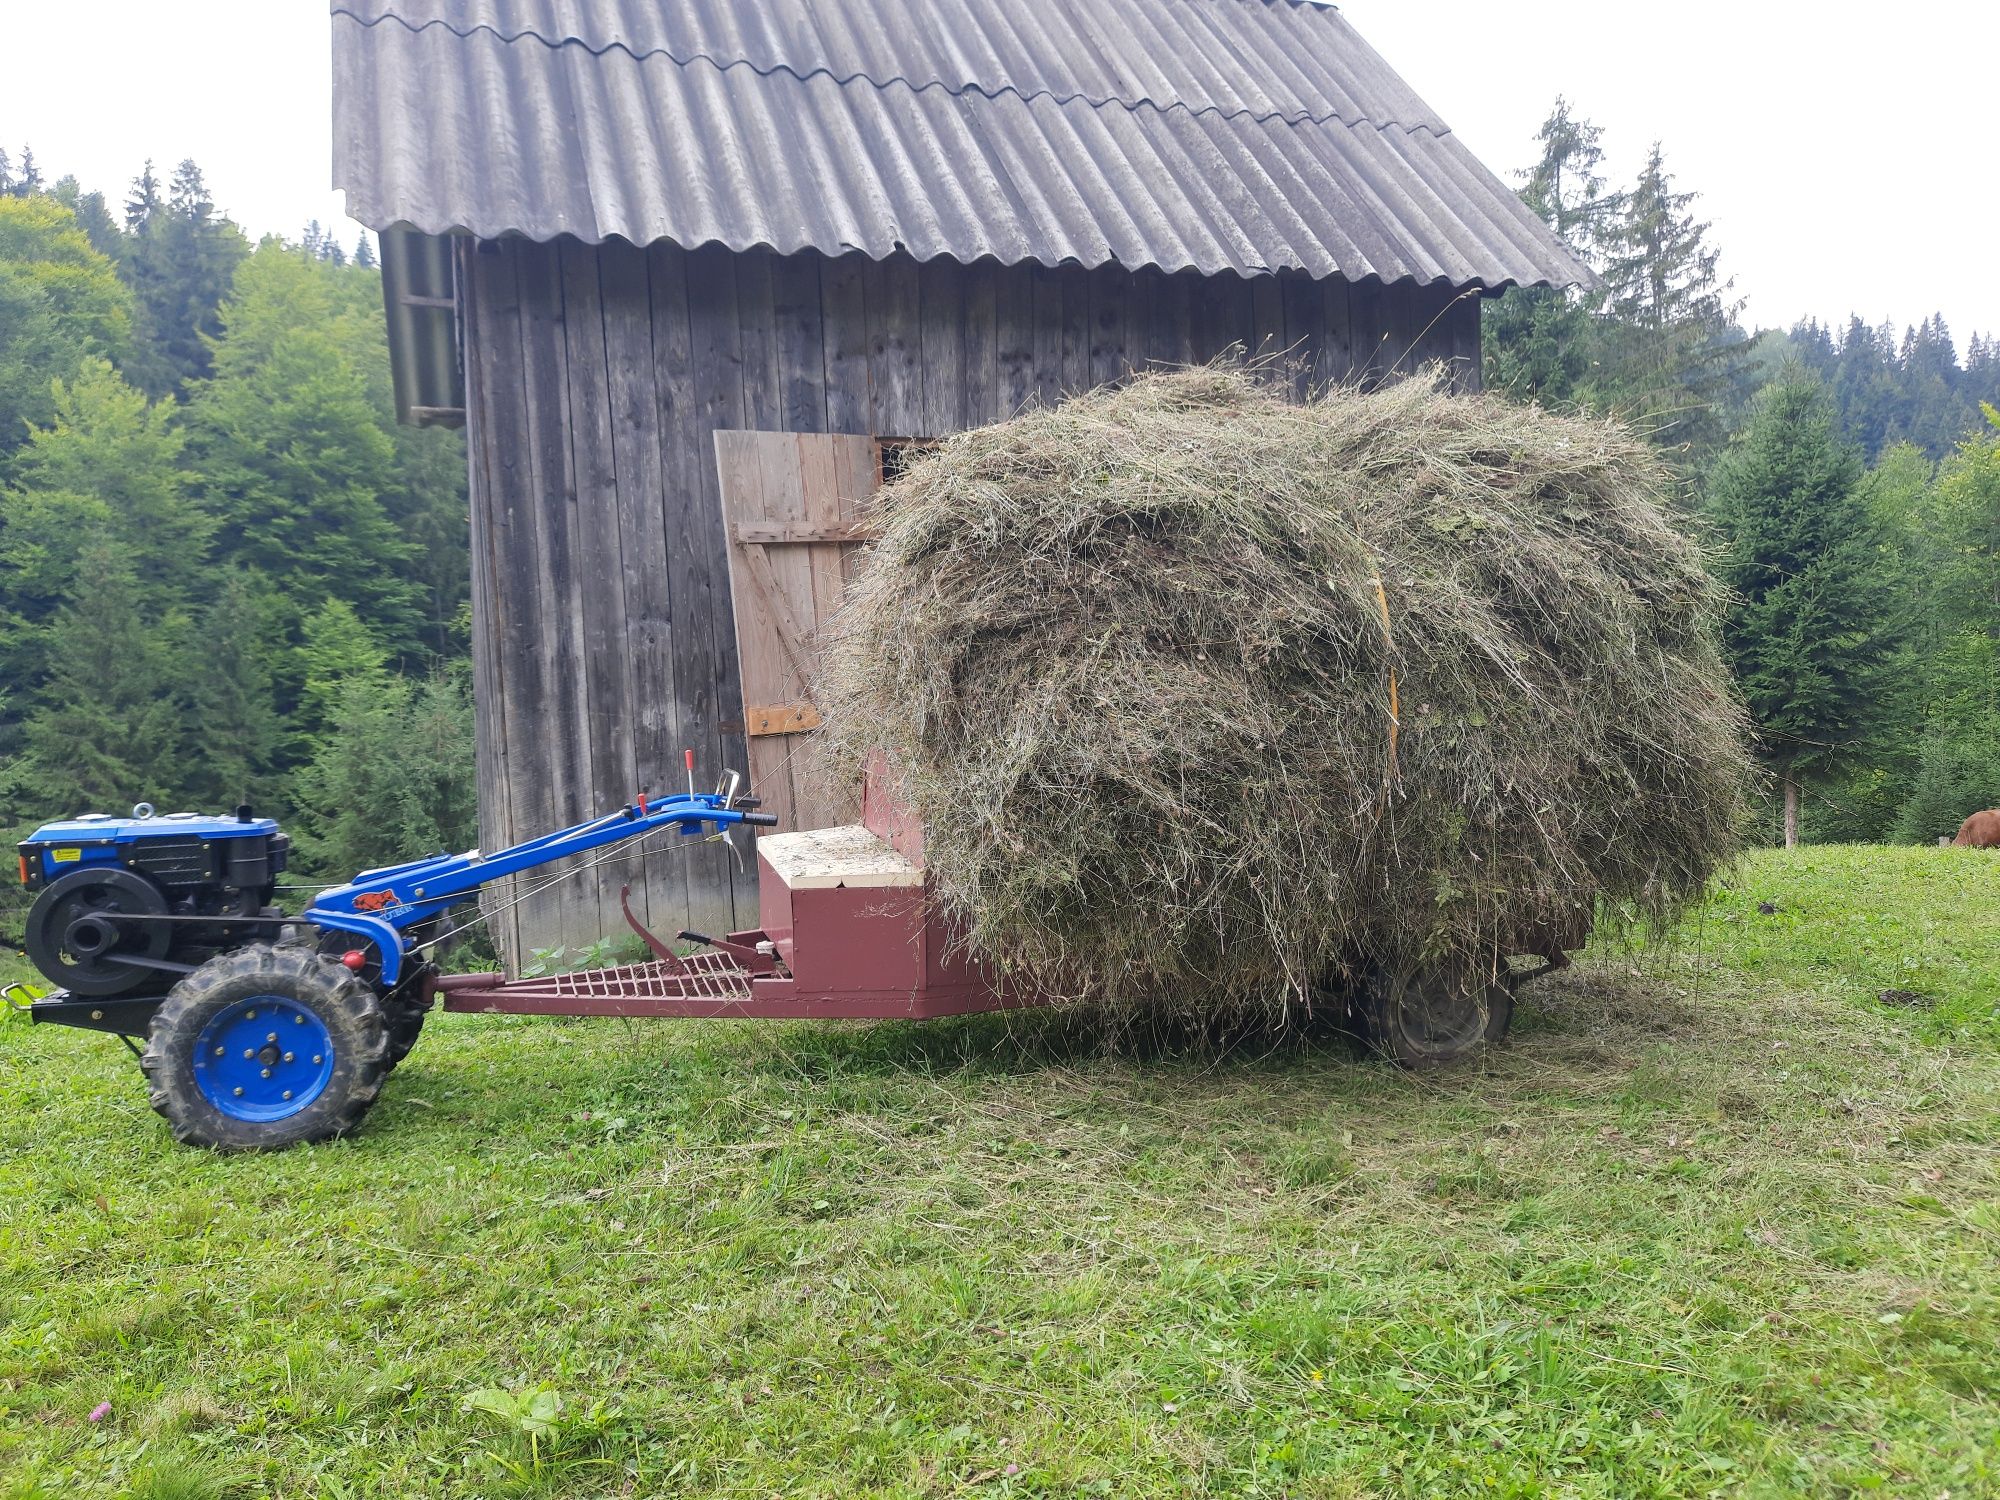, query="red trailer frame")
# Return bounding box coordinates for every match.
[436,776,1041,1021]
